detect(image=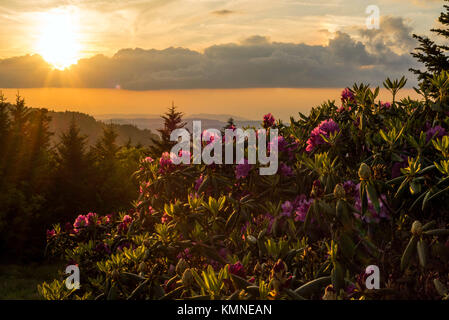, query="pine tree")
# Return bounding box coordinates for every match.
[90,124,127,213]
[24,108,53,190]
[410,1,449,91]
[225,117,236,129]
[2,93,31,186]
[93,124,120,161]
[150,102,186,156]
[0,92,10,178]
[56,118,89,175]
[51,118,92,220]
